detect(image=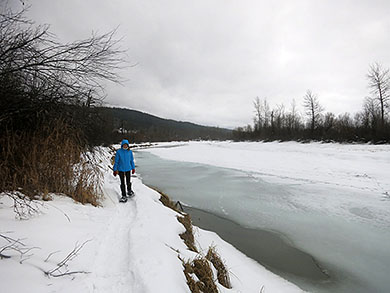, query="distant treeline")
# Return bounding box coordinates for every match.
[233,65,390,143]
[95,107,232,144]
